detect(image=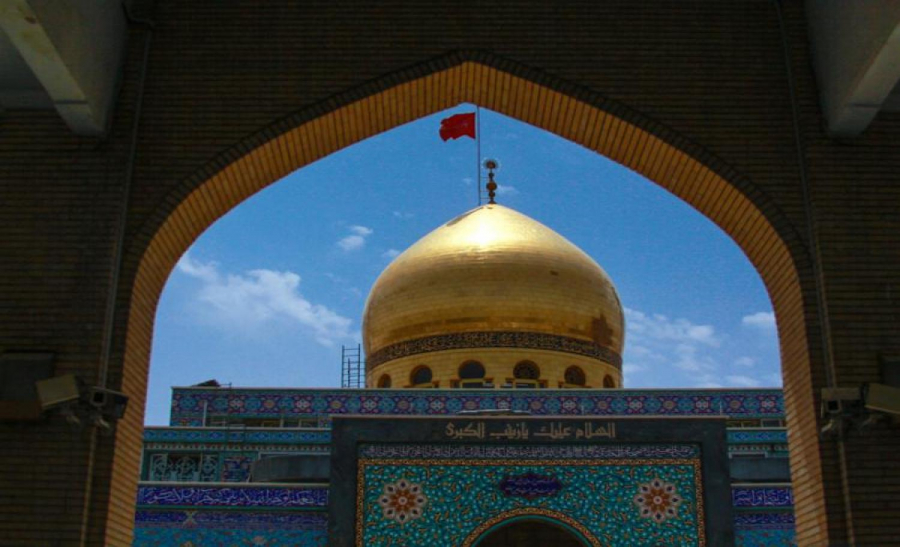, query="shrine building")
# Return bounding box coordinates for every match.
[134,186,795,547]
